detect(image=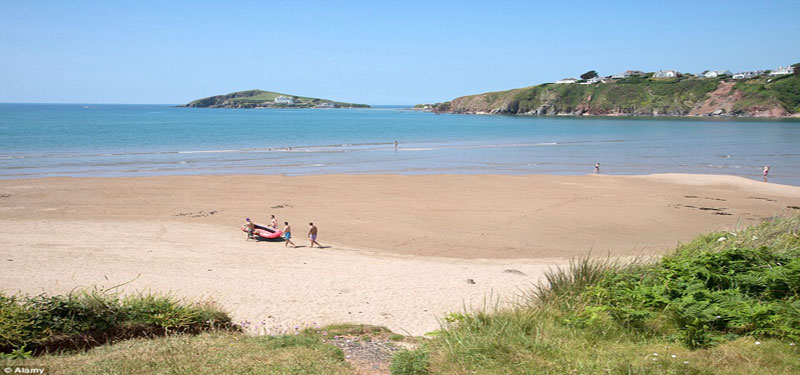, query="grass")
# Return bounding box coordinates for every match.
[392,214,800,374]
[0,289,231,356]
[2,331,353,375]
[0,323,406,374]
